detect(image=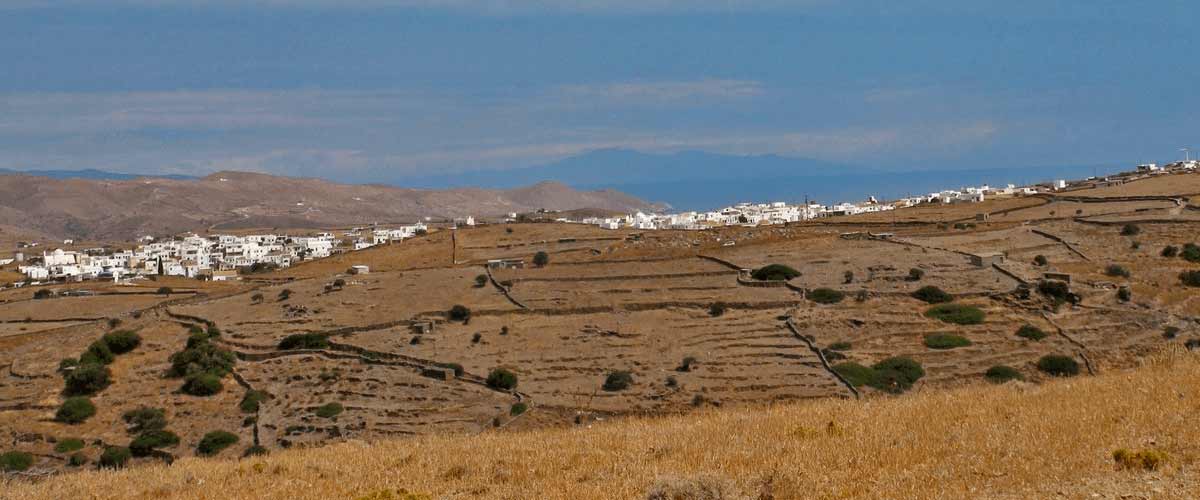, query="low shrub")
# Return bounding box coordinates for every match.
[444,363,465,377]
[1161,245,1179,258]
[855,289,869,302]
[1117,287,1132,302]
[510,403,528,416]
[984,365,1023,383]
[278,333,329,350]
[911,285,953,304]
[277,289,292,301]
[448,304,471,322]
[602,371,634,392]
[67,452,87,467]
[1113,449,1168,471]
[924,303,985,325]
[54,438,85,454]
[57,358,79,373]
[156,286,173,296]
[129,430,180,457]
[239,390,269,413]
[843,270,854,284]
[166,340,235,379]
[870,357,925,393]
[98,446,131,469]
[828,341,852,351]
[1105,264,1131,278]
[831,362,875,387]
[1180,270,1200,288]
[533,251,550,267]
[1119,224,1140,236]
[1037,355,1080,377]
[122,406,167,433]
[196,431,238,456]
[1033,254,1048,266]
[1038,279,1074,305]
[486,368,518,390]
[1163,326,1181,339]
[924,334,971,350]
[676,356,698,372]
[1015,325,1048,341]
[55,397,96,424]
[101,330,141,354]
[471,333,482,344]
[708,302,727,317]
[81,340,115,365]
[750,264,801,281]
[907,268,925,281]
[315,402,344,419]
[474,274,488,287]
[33,288,54,300]
[182,373,223,396]
[0,451,33,472]
[63,363,111,396]
[808,288,845,305]
[1182,243,1200,263]
[243,445,268,457]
